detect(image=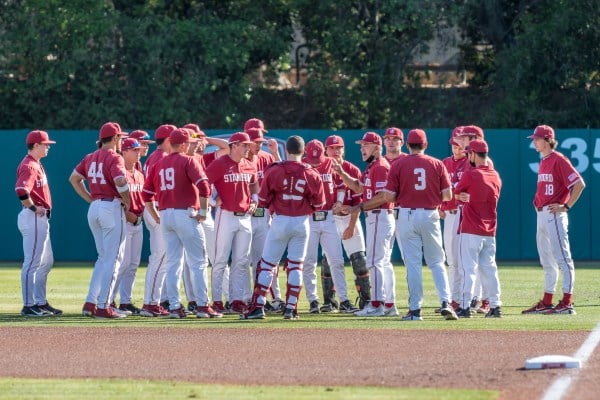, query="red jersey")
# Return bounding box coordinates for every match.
[126,167,145,217]
[205,155,257,213]
[202,151,218,168]
[15,155,52,209]
[440,155,468,211]
[248,150,276,186]
[258,161,325,216]
[143,148,167,177]
[385,153,406,166]
[385,153,451,209]
[339,160,362,207]
[306,157,343,210]
[361,157,393,210]
[73,149,127,200]
[534,151,582,208]
[142,152,211,210]
[455,165,502,236]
